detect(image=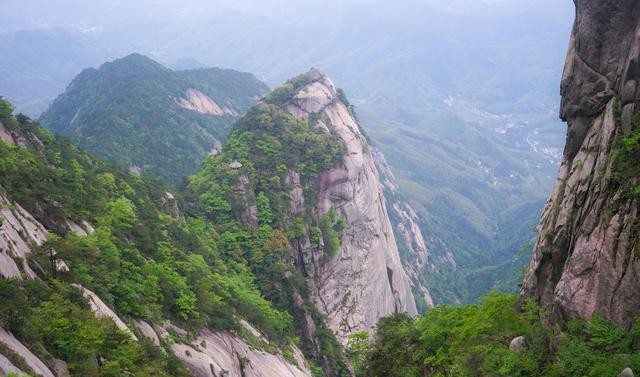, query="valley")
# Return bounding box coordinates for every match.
[1,0,639,376]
